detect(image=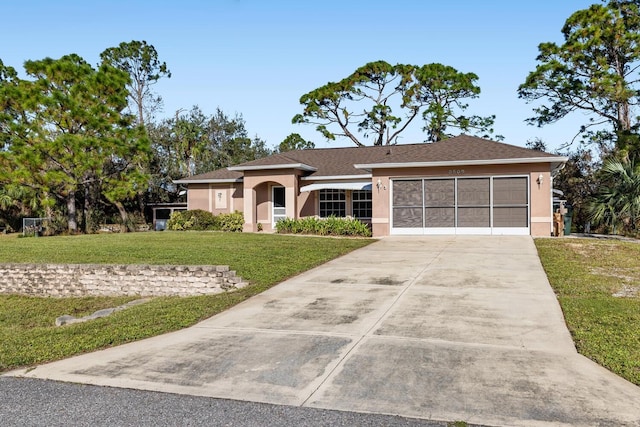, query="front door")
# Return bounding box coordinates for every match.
[272,186,286,228]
